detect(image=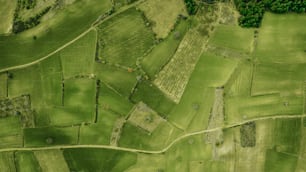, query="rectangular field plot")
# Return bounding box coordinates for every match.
[0,116,22,137]
[99,82,134,117]
[141,19,189,78]
[95,63,137,97]
[254,13,306,63]
[60,30,97,79]
[15,151,41,172]
[34,150,70,172]
[0,73,7,98]
[61,78,96,123]
[131,80,175,116]
[24,126,79,147]
[39,53,63,106]
[208,25,254,54]
[0,0,16,34]
[79,109,119,145]
[97,8,155,67]
[138,0,187,38]
[125,154,166,172]
[7,65,43,108]
[63,148,137,172]
[0,152,16,172]
[225,94,303,123]
[252,63,306,96]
